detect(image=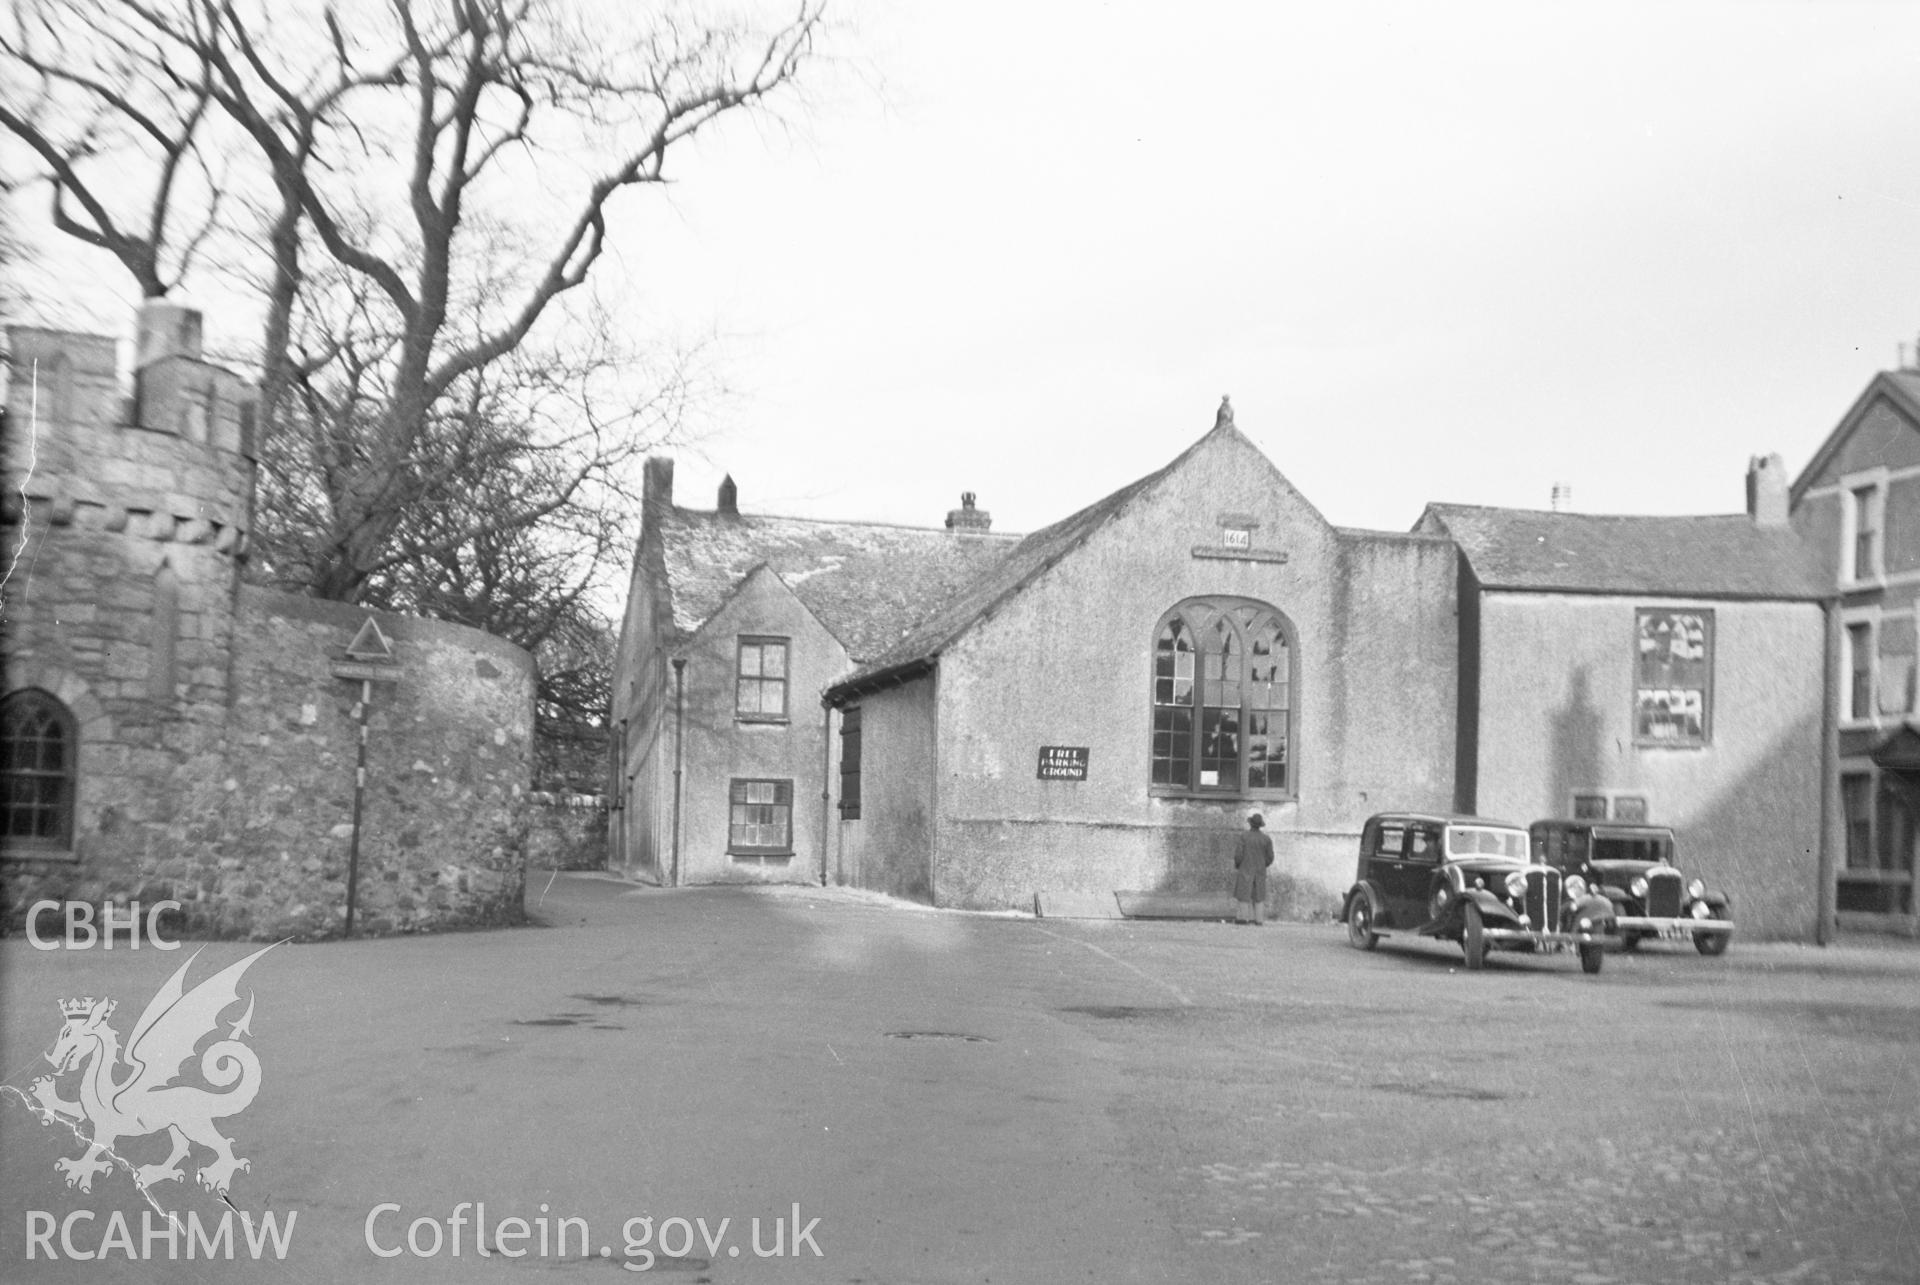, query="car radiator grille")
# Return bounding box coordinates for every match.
[1644,868,1683,919]
[1525,868,1562,933]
